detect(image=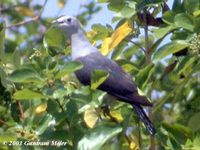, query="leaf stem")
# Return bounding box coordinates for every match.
[125,39,146,53]
[55,98,65,112]
[143,8,151,63]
